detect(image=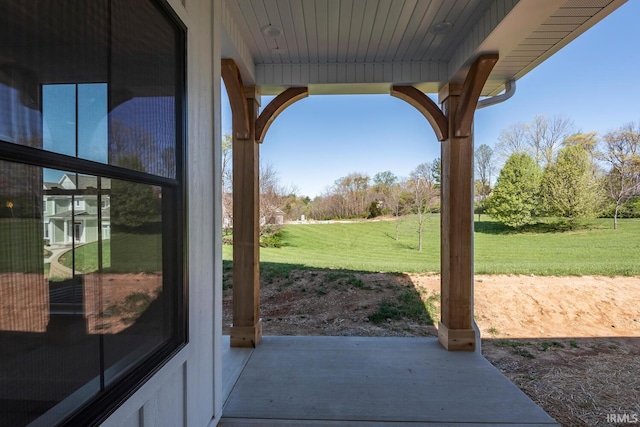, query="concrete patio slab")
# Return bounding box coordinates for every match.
[220,336,558,426]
